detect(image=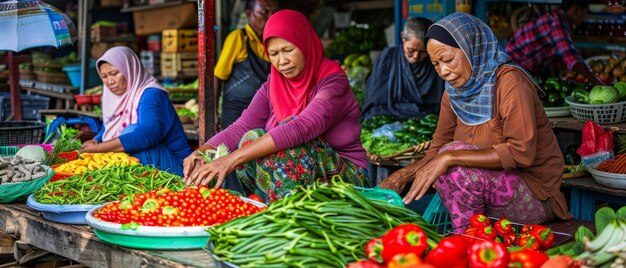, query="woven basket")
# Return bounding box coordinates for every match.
[368,140,431,162]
